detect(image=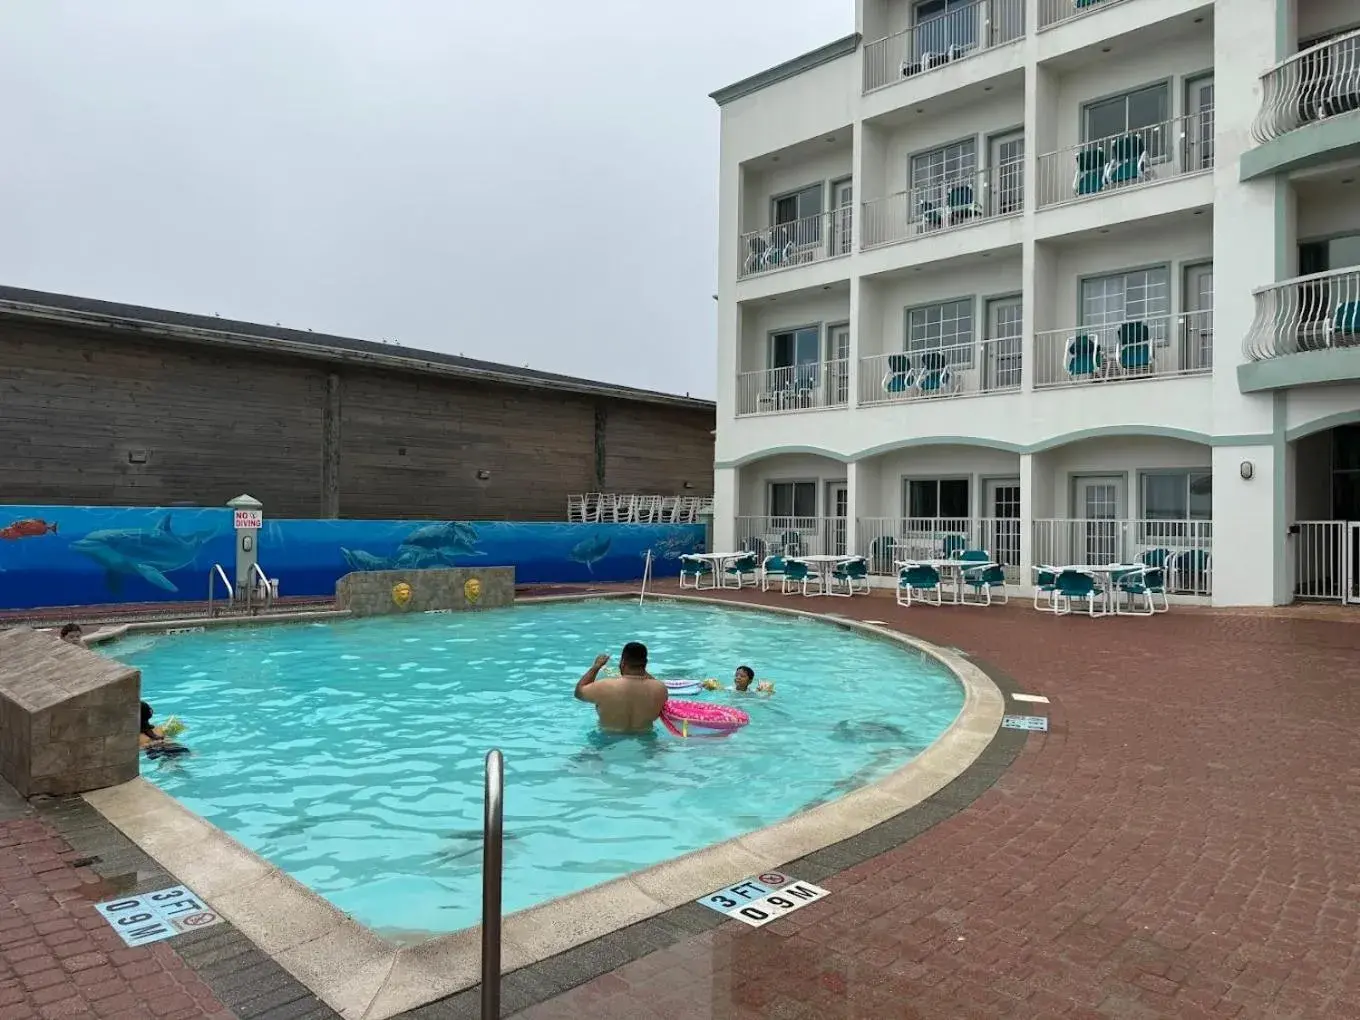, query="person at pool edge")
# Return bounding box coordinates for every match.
[575,642,668,734]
